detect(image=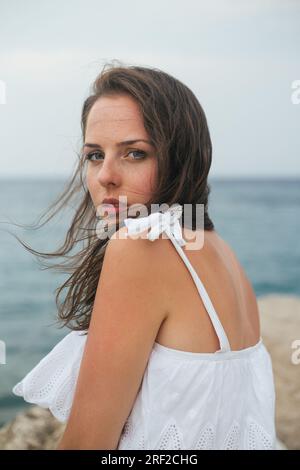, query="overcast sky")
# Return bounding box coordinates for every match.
[0,0,299,178]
